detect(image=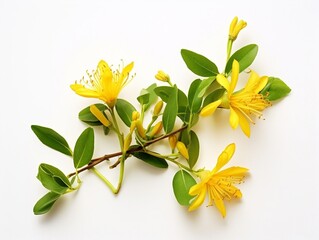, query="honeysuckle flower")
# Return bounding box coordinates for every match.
[200,60,270,137]
[188,143,248,217]
[229,16,247,41]
[71,60,134,108]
